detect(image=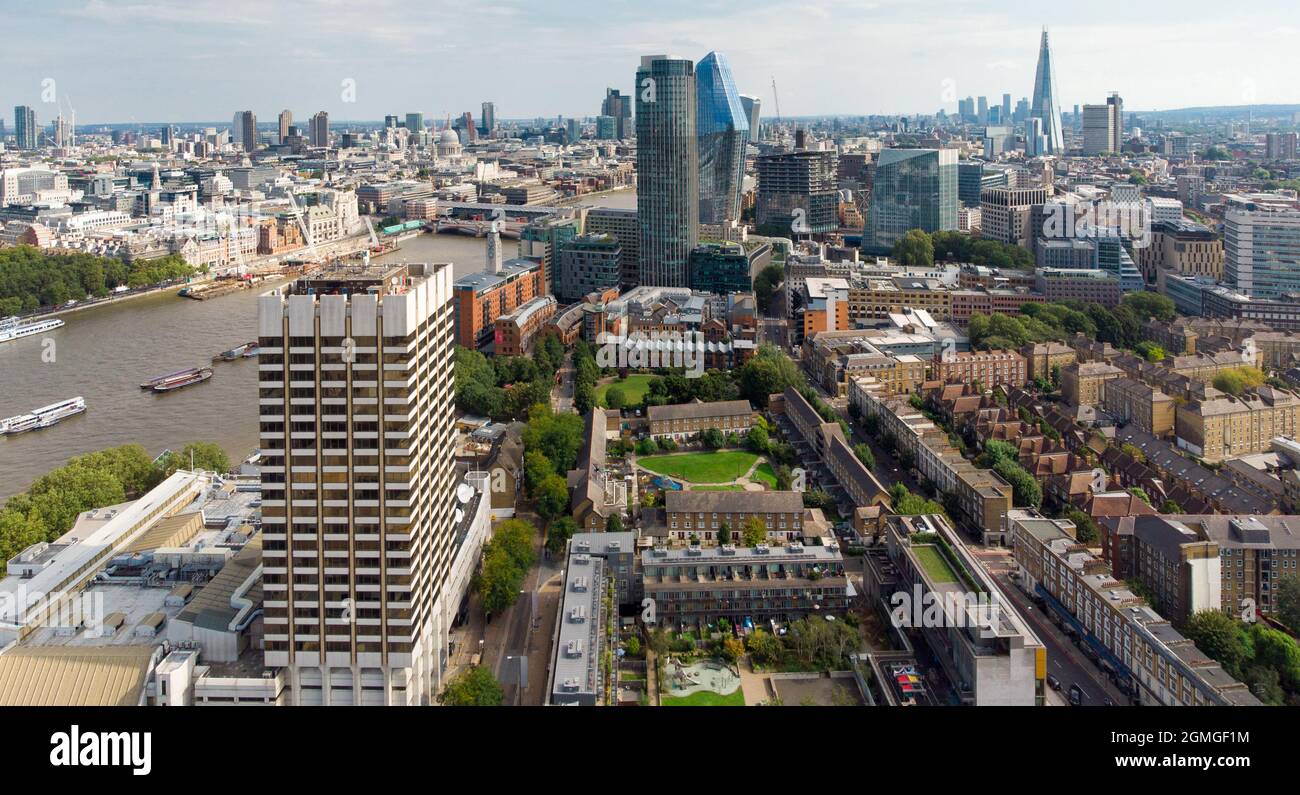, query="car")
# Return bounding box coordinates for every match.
[1046,674,1062,692]
[1068,683,1084,706]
